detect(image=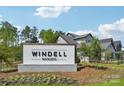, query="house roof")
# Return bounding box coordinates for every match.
[113,41,122,51]
[100,42,111,50]
[100,38,116,51]
[100,38,113,43]
[59,34,77,44]
[66,33,80,39]
[67,33,93,40]
[73,33,93,40]
[113,41,122,47]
